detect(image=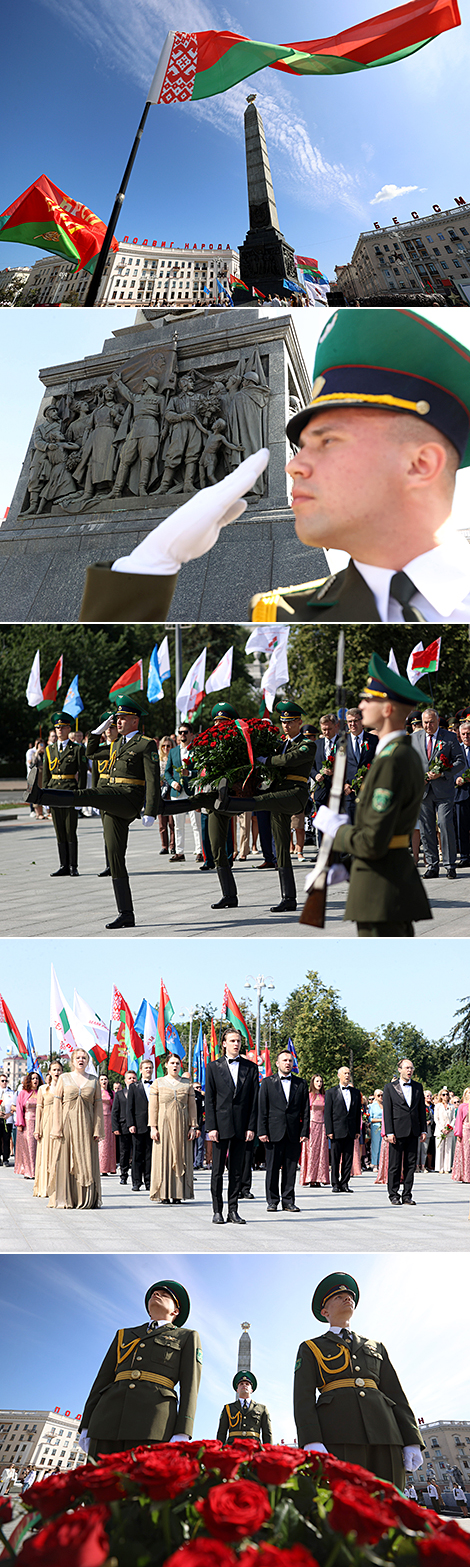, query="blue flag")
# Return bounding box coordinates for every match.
[287,1037,299,1073]
[63,675,84,718]
[203,285,211,299]
[26,1021,39,1074]
[165,1023,185,1060]
[147,646,164,704]
[193,1021,205,1089]
[283,278,304,296]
